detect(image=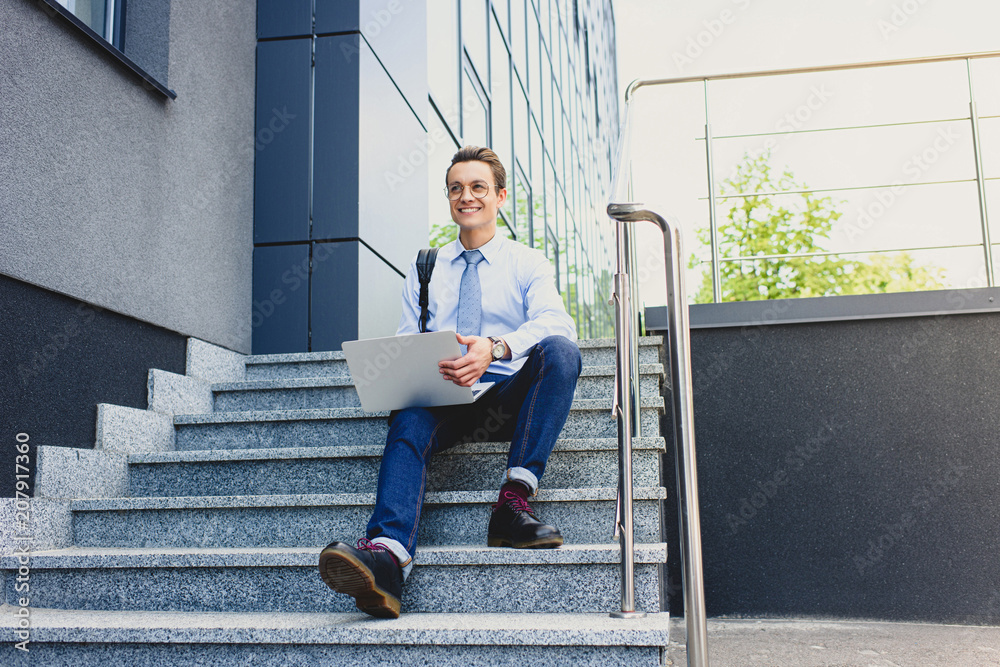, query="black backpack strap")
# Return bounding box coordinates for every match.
[416,247,439,333]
